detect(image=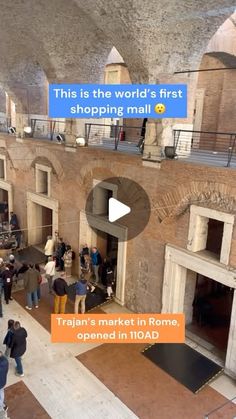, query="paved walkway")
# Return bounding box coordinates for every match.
[1,295,235,419]
[0,300,137,419]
